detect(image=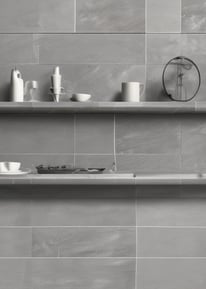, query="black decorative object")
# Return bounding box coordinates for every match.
[162,56,201,102]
